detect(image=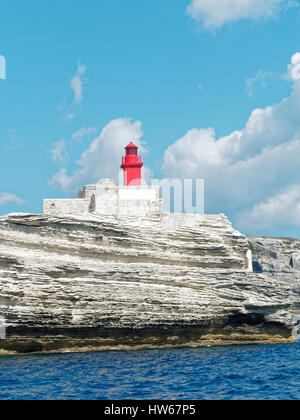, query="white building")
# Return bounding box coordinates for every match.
[44,143,163,217]
[43,179,162,217]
